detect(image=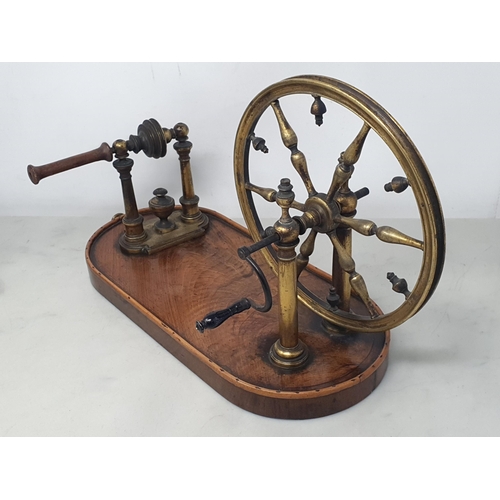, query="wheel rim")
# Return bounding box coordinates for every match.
[234,75,445,333]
